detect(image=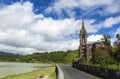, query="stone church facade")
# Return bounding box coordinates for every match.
[78,20,105,61]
